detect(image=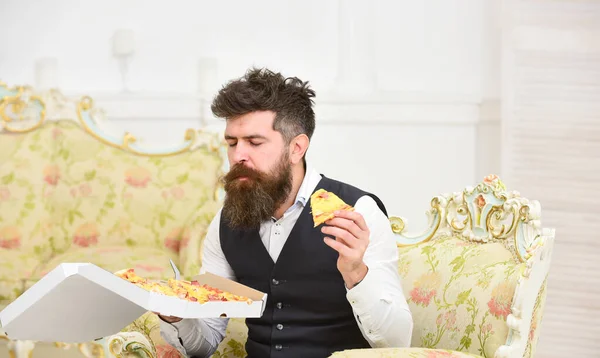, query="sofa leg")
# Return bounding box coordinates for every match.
[6,339,35,358]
